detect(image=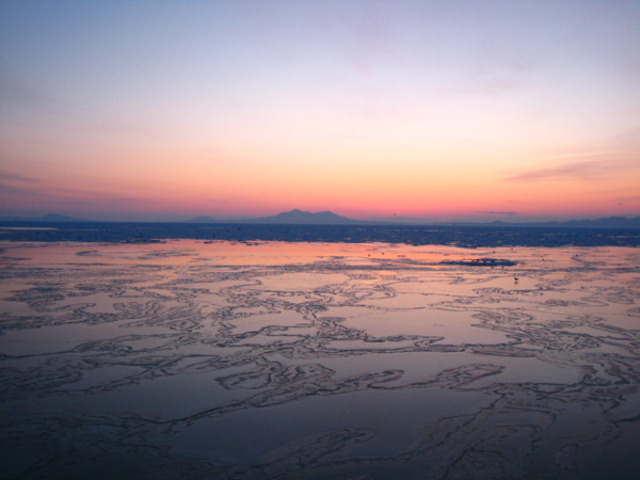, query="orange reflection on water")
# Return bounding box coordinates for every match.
[1,240,473,267]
